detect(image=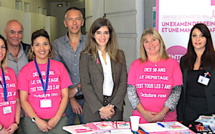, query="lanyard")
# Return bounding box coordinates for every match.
[34,59,50,95]
[1,68,7,101]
